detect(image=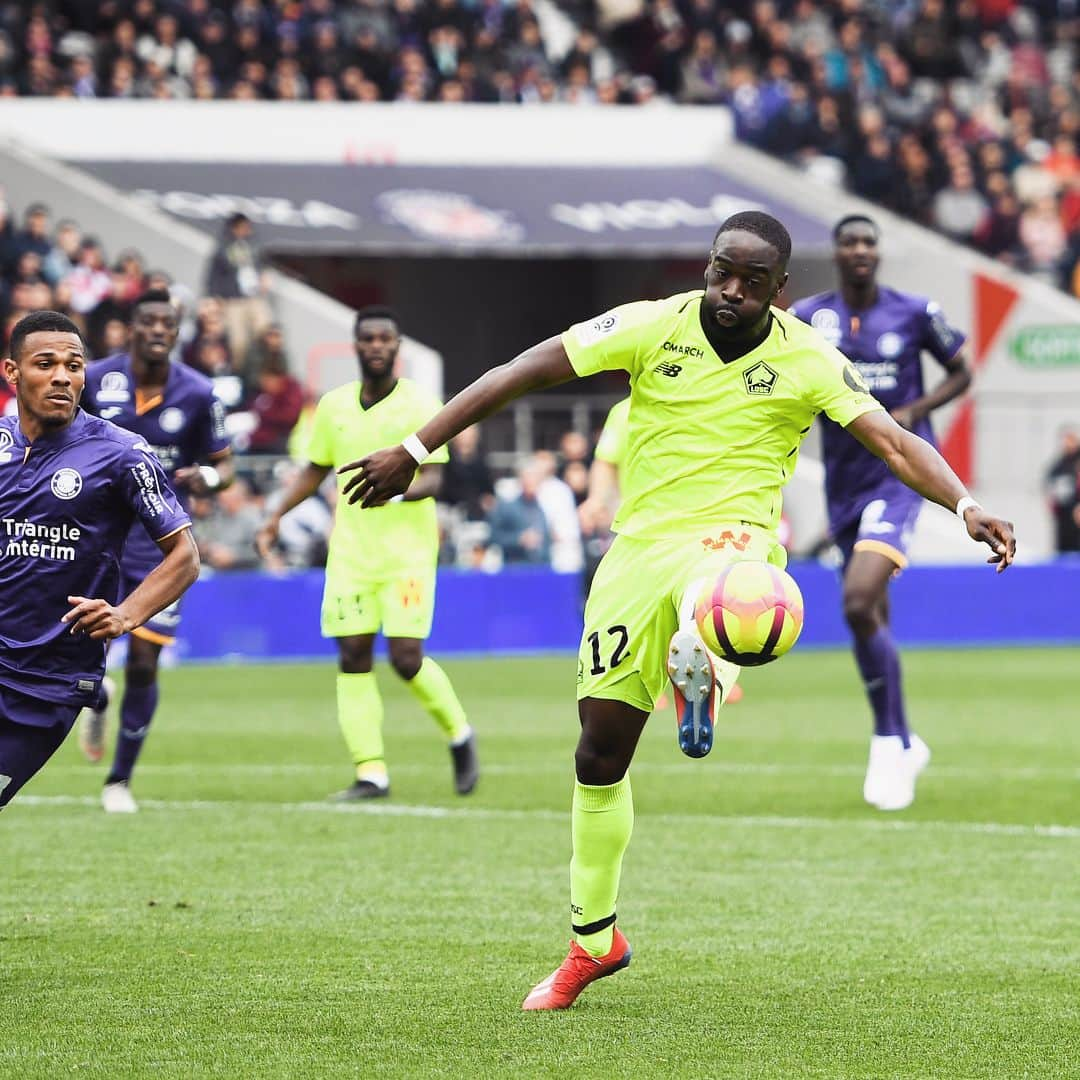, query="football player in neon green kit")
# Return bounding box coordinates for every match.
[340,214,1015,1009]
[257,307,478,800]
